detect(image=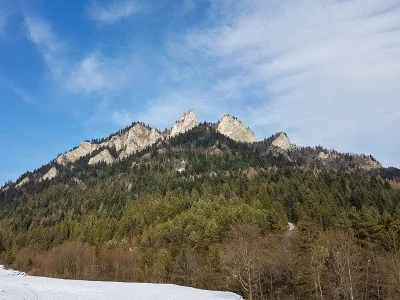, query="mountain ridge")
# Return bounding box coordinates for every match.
[0,109,396,190]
